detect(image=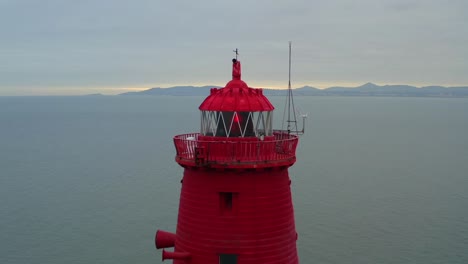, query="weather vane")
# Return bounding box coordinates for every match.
[233,48,239,60]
